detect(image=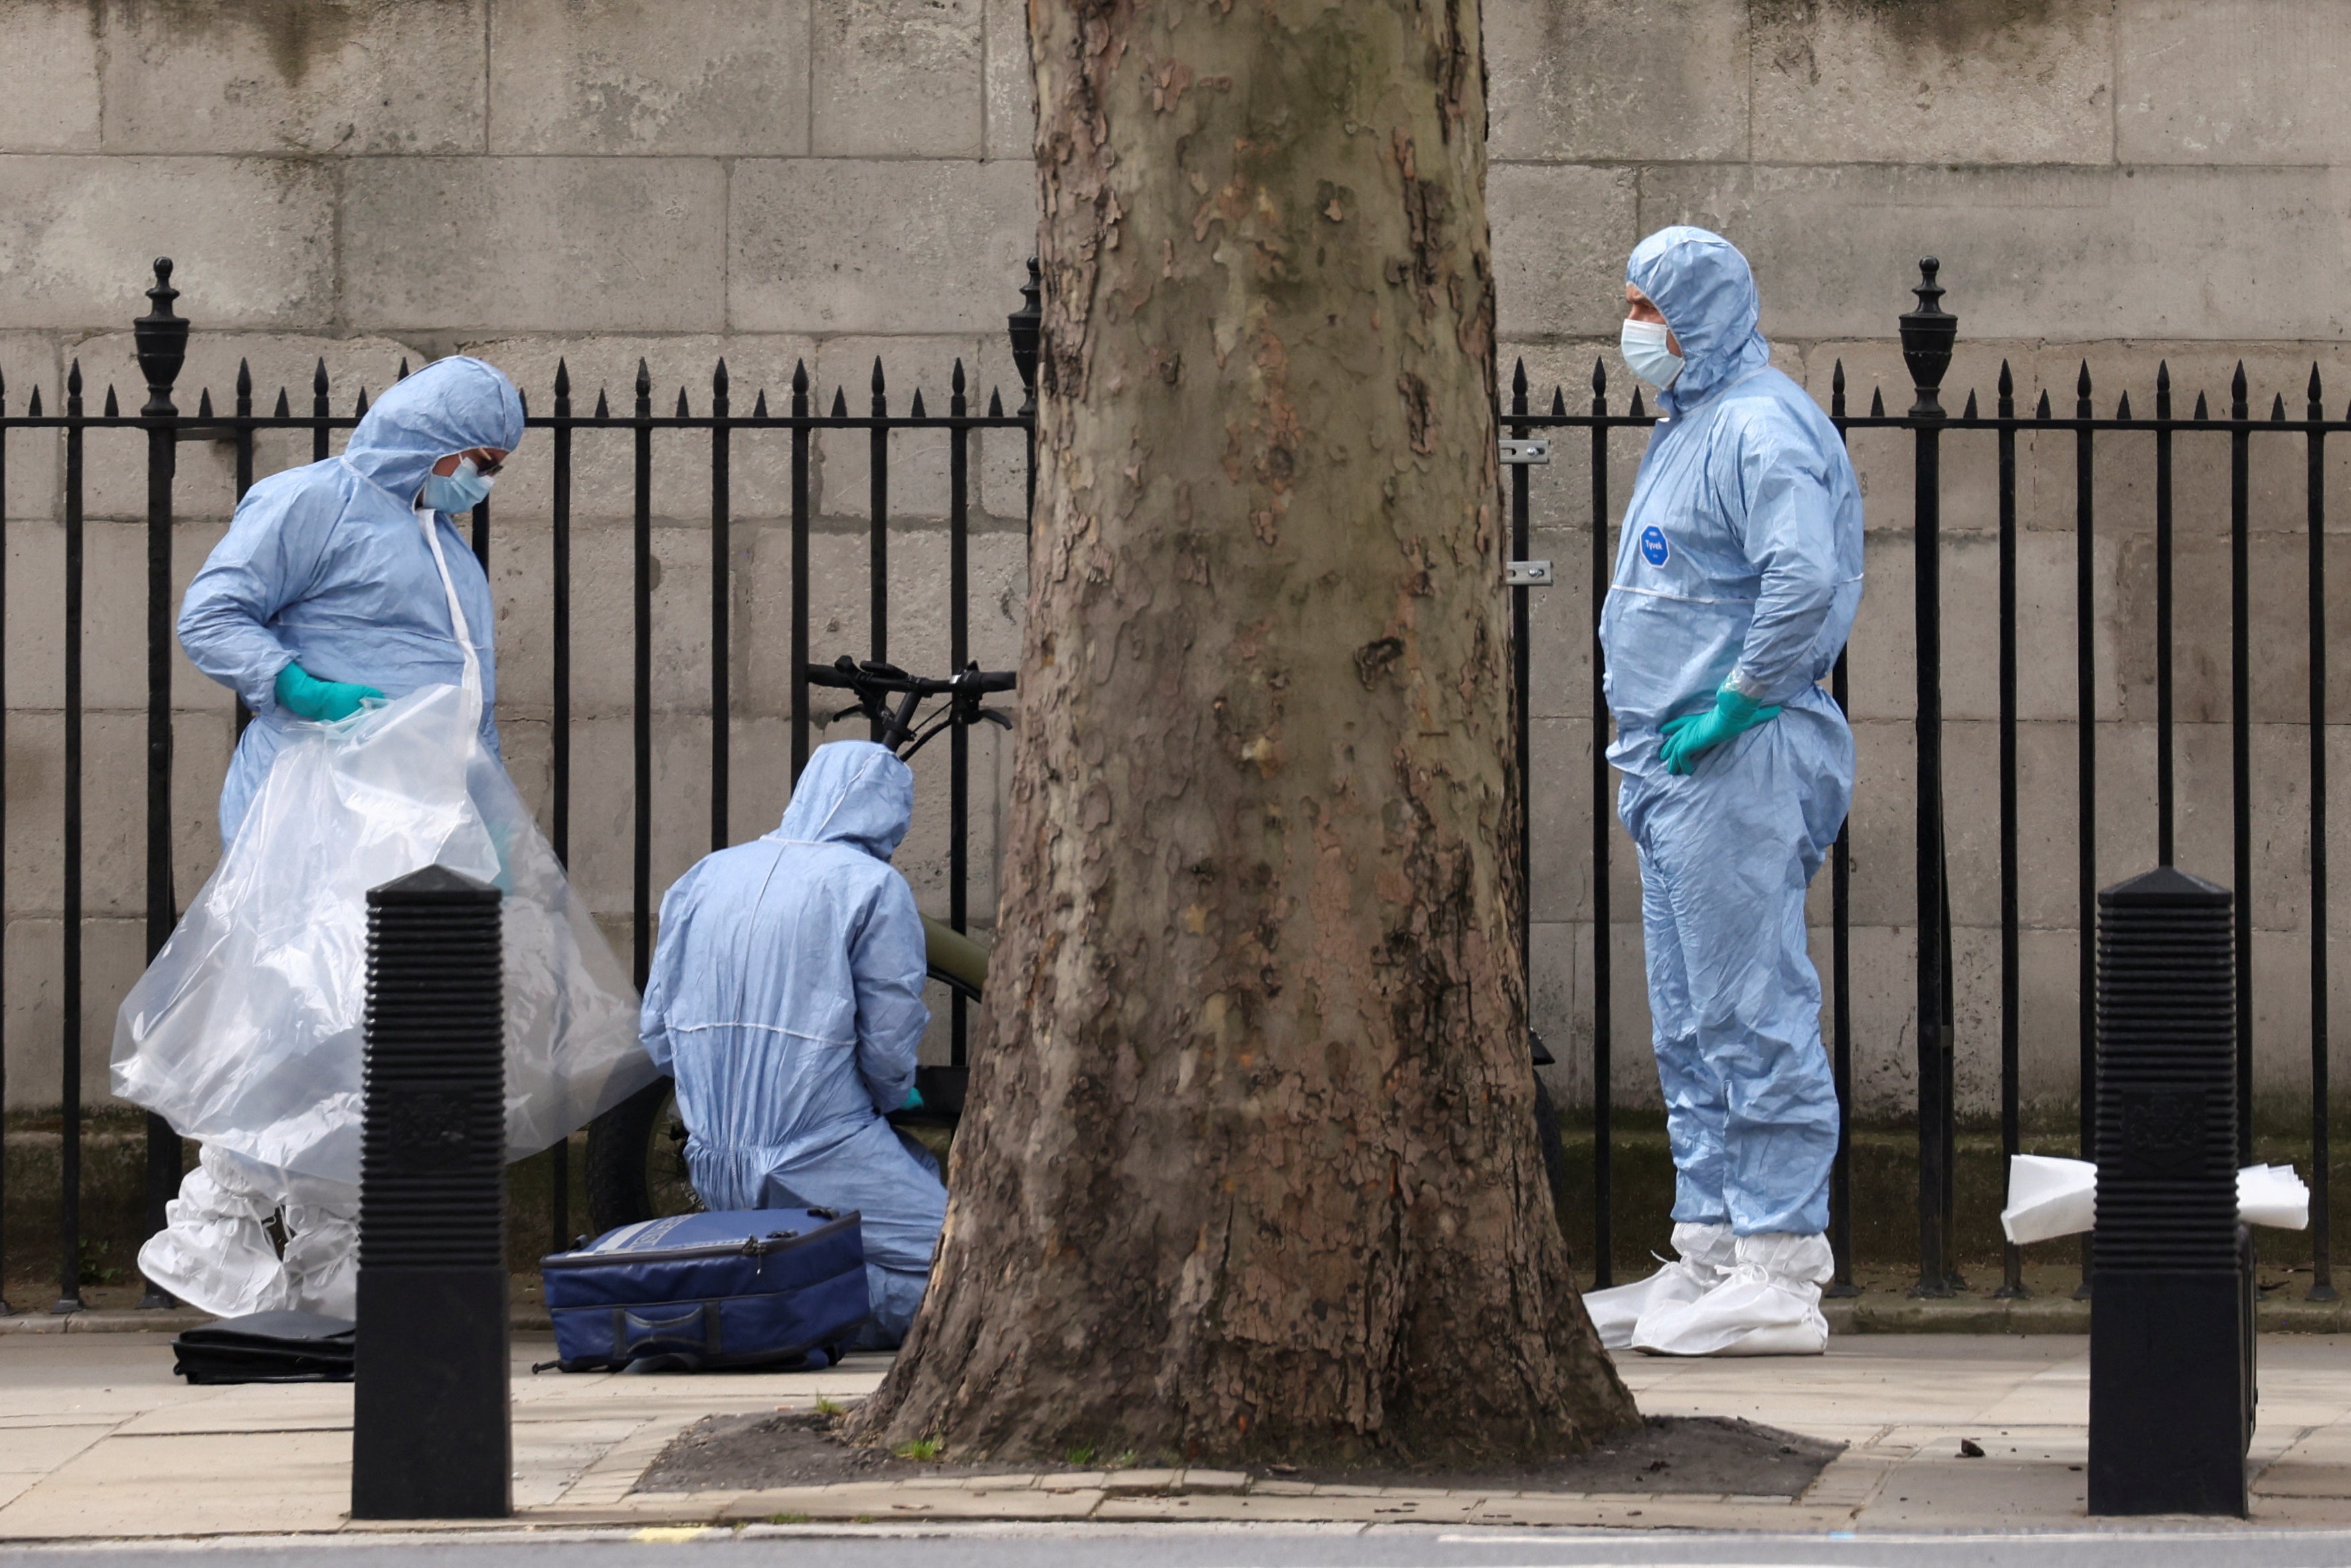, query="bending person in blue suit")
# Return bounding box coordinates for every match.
[641,740,945,1348]
[145,355,524,1318]
[1579,227,1864,1357]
